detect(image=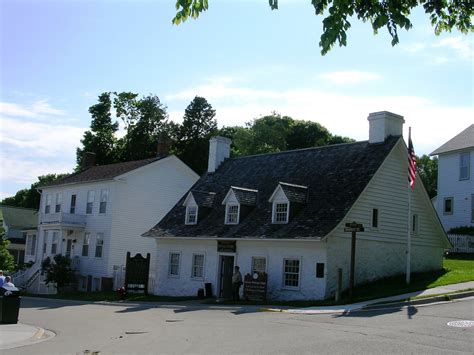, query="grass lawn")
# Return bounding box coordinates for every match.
[24,254,474,307]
